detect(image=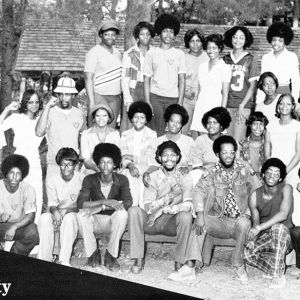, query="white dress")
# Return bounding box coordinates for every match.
[268,119,300,225]
[0,113,43,223]
[191,59,231,132]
